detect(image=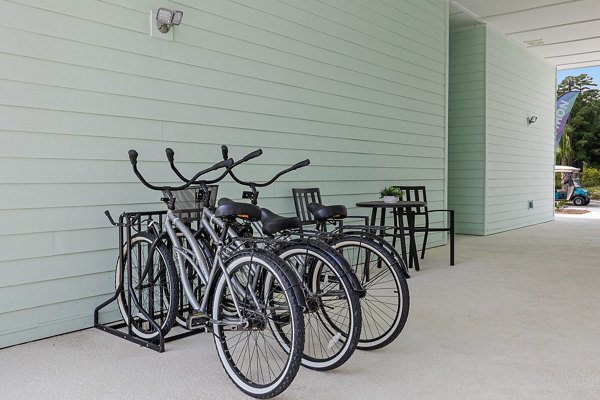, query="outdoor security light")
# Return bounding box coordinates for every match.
[156,7,183,33]
[527,115,538,125]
